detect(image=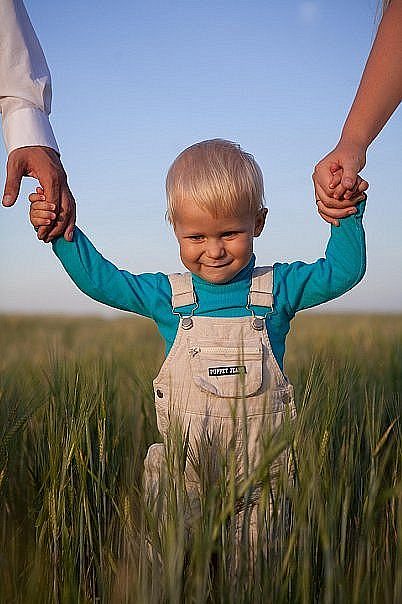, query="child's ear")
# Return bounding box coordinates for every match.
[254,208,268,237]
